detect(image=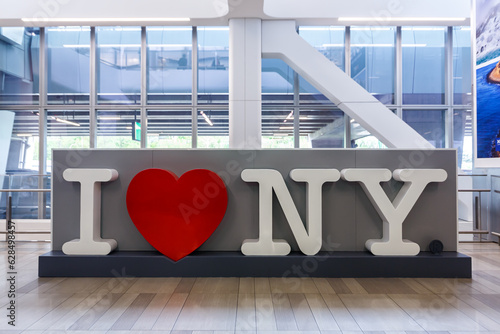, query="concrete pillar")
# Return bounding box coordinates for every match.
[229,18,262,148]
